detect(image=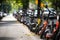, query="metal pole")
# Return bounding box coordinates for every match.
[37,0,41,18]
